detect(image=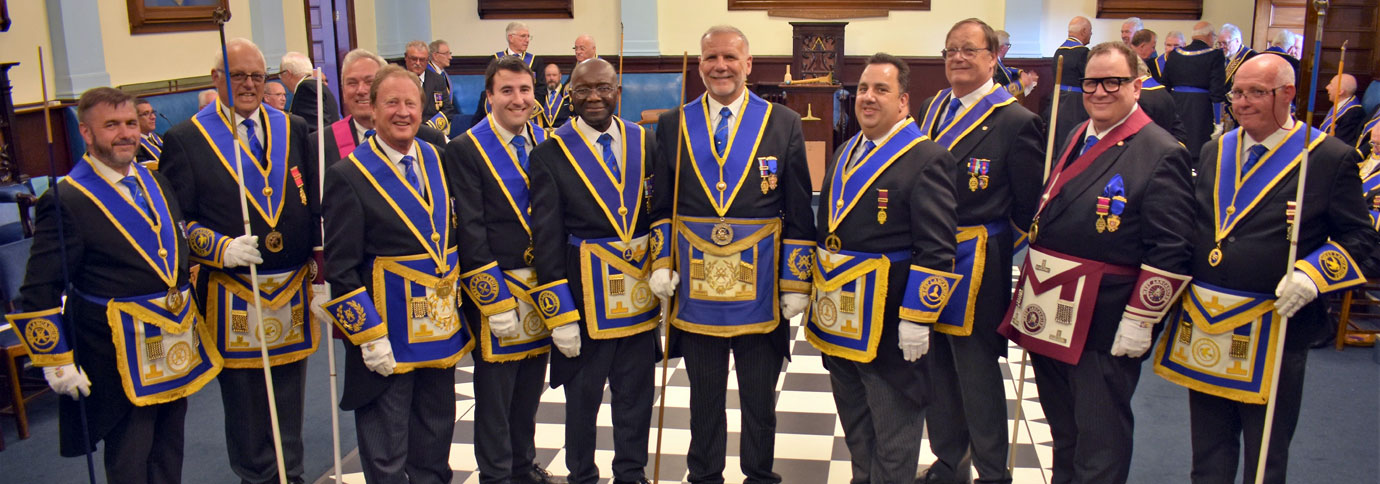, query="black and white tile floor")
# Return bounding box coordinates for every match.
[325,315,1056,484]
